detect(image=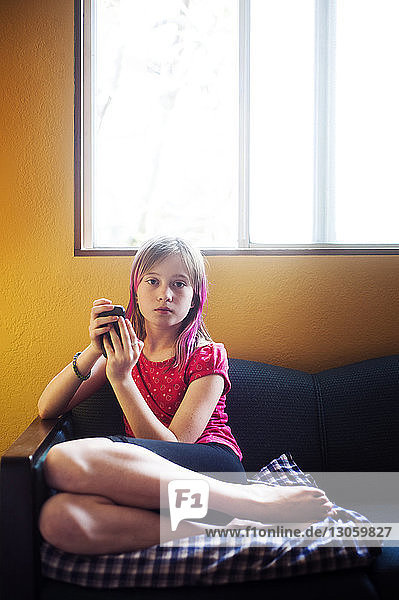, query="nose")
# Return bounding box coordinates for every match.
[157,285,172,302]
